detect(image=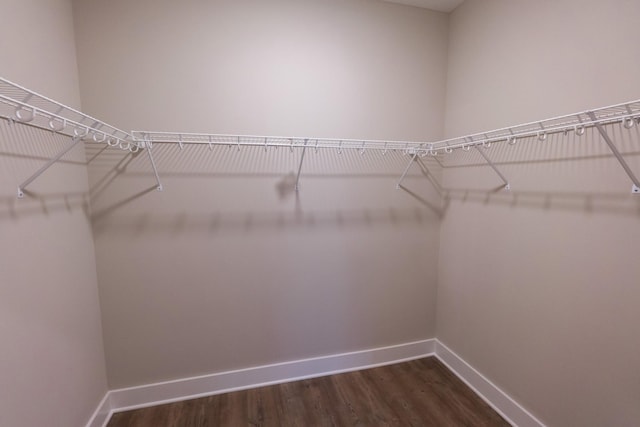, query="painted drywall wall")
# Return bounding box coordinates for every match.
[0,1,108,426]
[72,0,447,388]
[440,1,640,426]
